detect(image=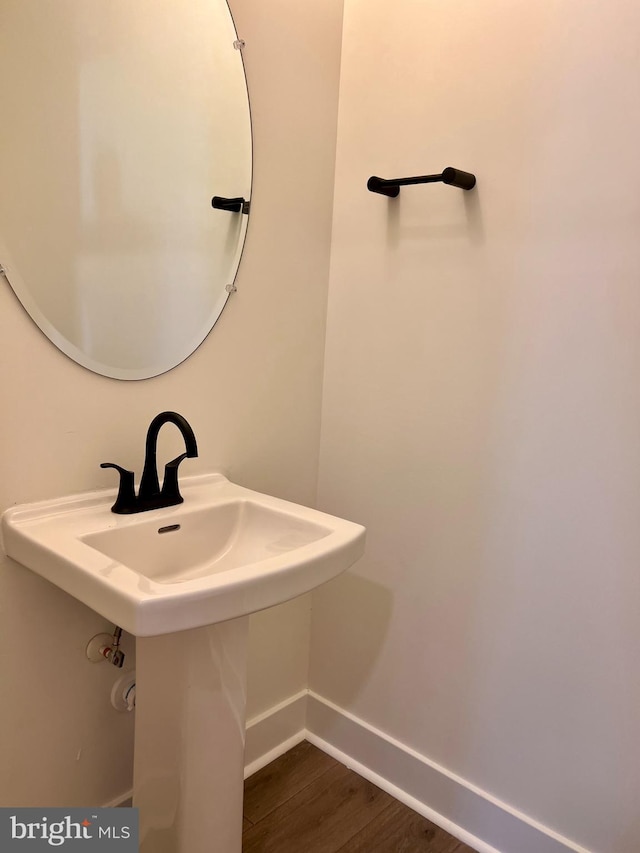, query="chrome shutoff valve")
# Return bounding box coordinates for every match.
[103,646,125,668]
[86,627,125,668]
